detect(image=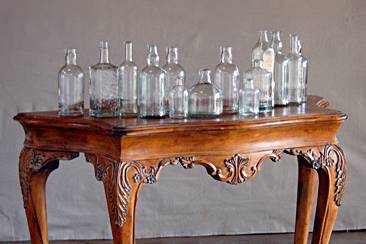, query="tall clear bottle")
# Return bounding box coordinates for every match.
[298,38,308,103]
[188,69,223,117]
[118,41,138,117]
[163,47,185,110]
[139,44,166,118]
[287,34,303,104]
[271,31,289,106]
[244,59,273,112]
[89,41,119,117]
[214,46,240,113]
[252,30,275,77]
[58,48,84,116]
